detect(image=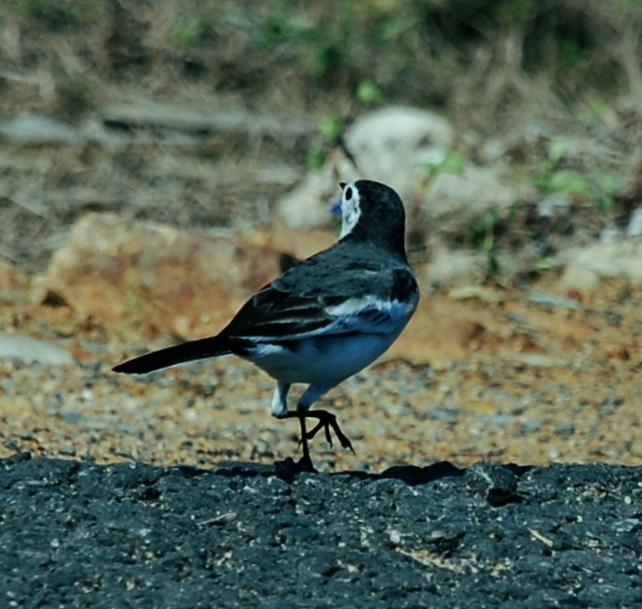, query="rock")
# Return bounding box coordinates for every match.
[501,352,568,368]
[0,114,80,145]
[344,106,454,197]
[40,213,285,337]
[464,462,519,506]
[537,193,571,218]
[528,291,580,310]
[276,168,339,229]
[558,240,642,292]
[559,265,600,295]
[600,226,623,244]
[448,285,505,304]
[0,332,74,366]
[276,107,455,230]
[424,246,487,286]
[247,224,336,263]
[0,260,30,304]
[422,165,520,229]
[626,208,642,237]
